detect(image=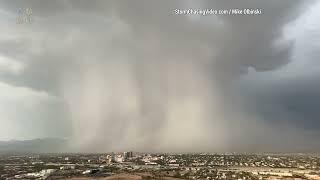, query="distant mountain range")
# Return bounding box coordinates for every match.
[0,138,69,153]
